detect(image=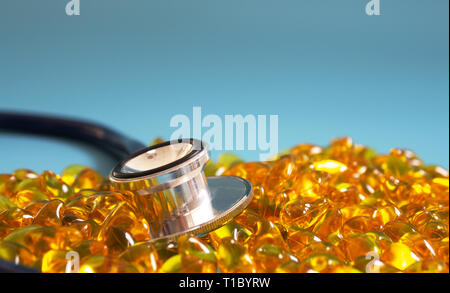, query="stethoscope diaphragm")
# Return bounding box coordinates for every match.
[109,138,253,241]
